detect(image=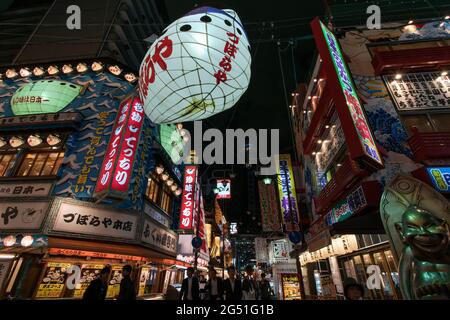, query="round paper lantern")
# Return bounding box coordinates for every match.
[139,6,251,123]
